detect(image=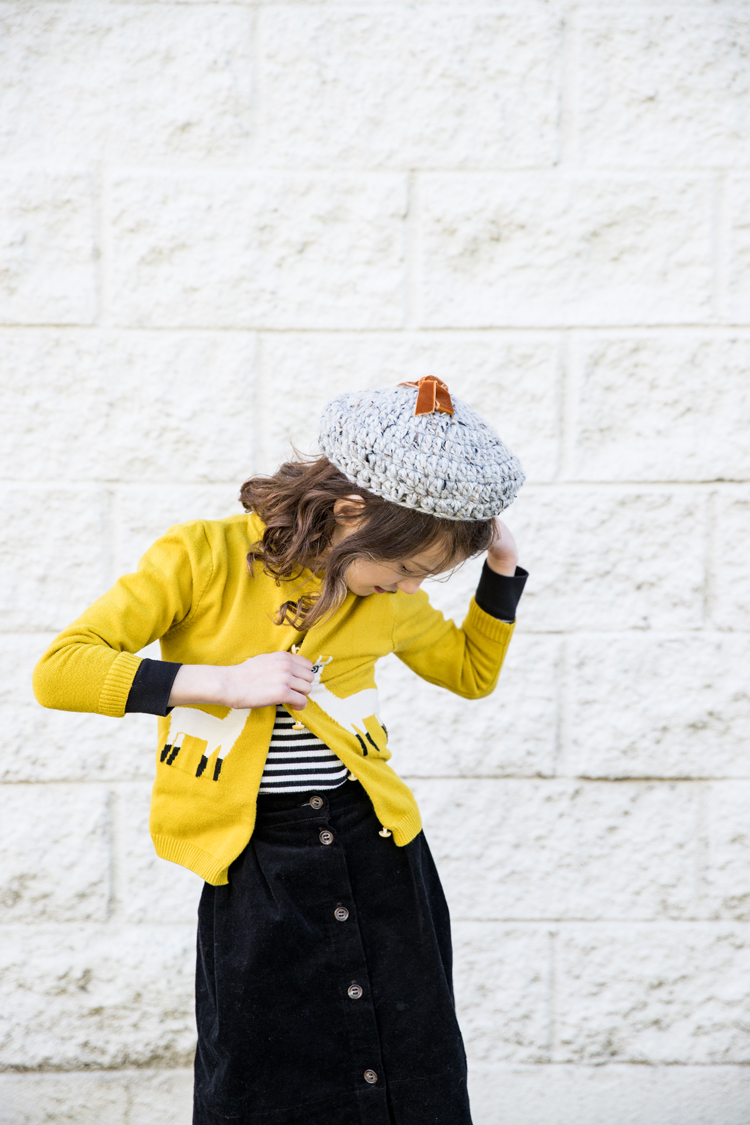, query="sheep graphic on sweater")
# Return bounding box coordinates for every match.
[161,706,251,781]
[294,653,386,756]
